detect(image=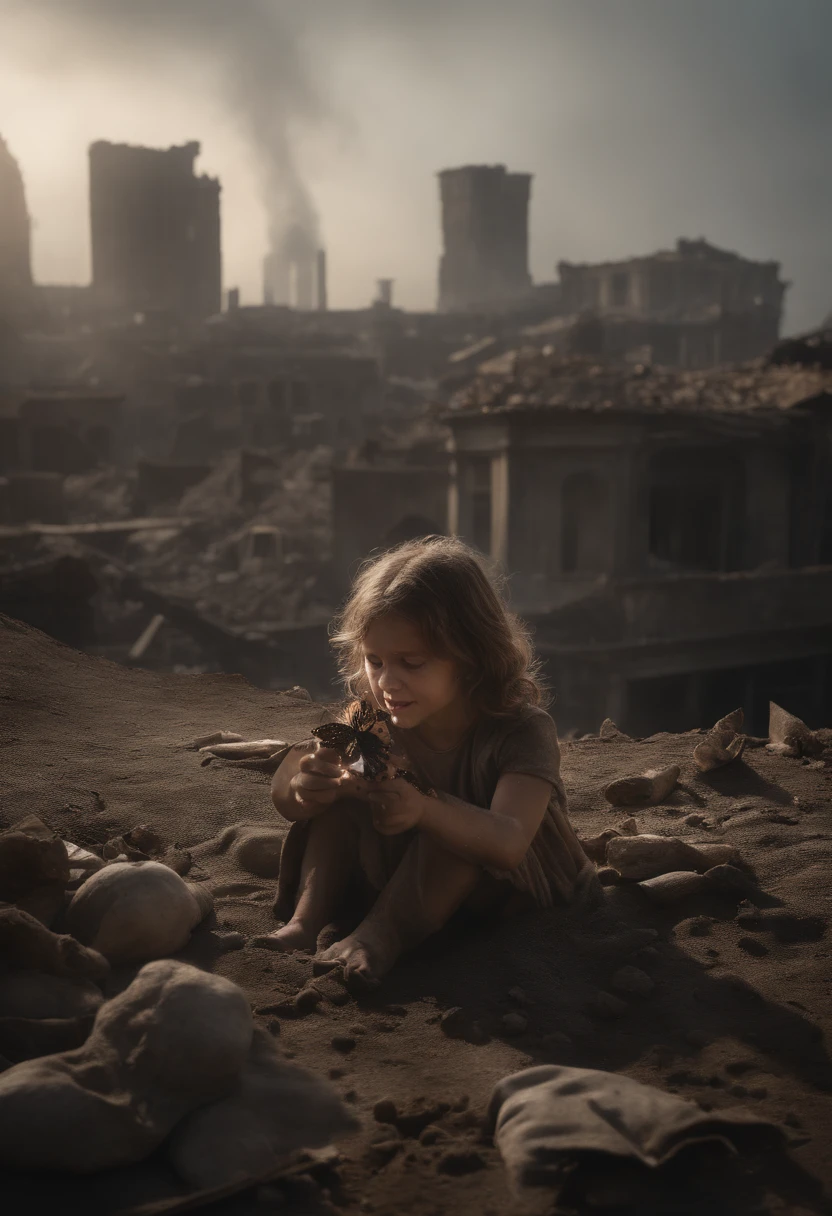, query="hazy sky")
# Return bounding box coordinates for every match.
[1,0,829,331]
